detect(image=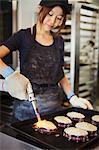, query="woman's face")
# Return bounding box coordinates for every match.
[42,6,63,32]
